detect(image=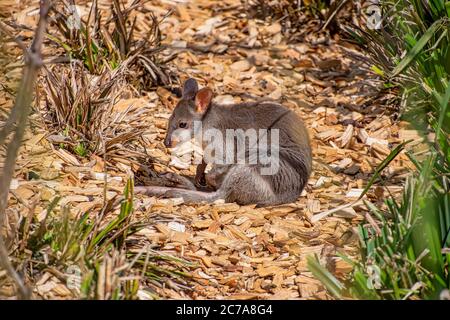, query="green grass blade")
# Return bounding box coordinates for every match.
[391,20,443,77]
[307,255,344,299]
